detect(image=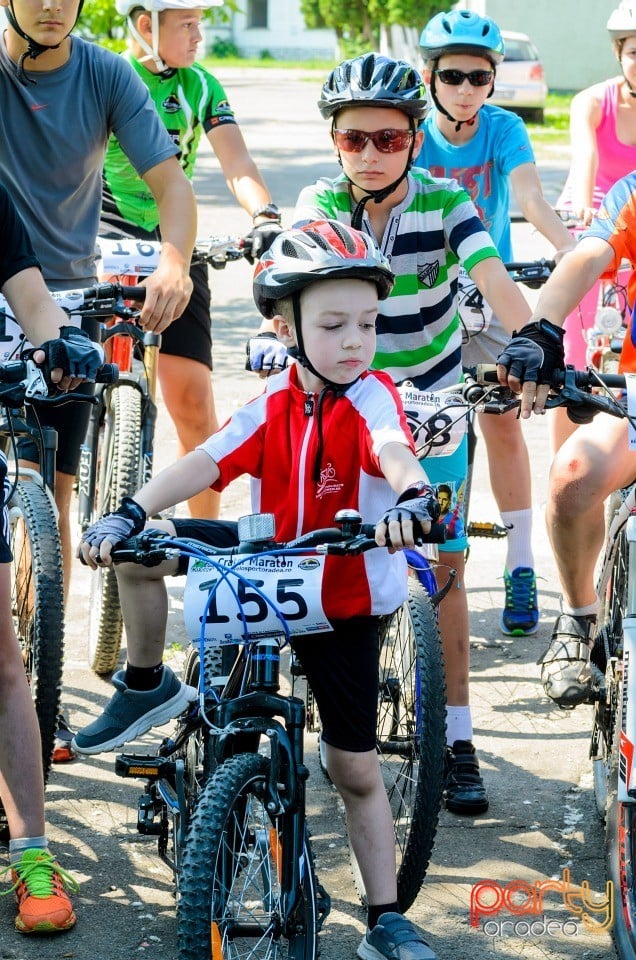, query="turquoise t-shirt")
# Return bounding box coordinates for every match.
[415,103,534,261]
